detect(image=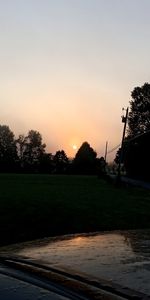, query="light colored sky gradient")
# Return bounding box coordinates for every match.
[0,0,150,160]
